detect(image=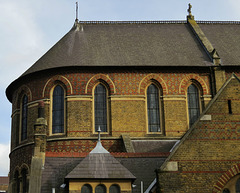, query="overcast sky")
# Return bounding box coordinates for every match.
[0,0,240,176]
